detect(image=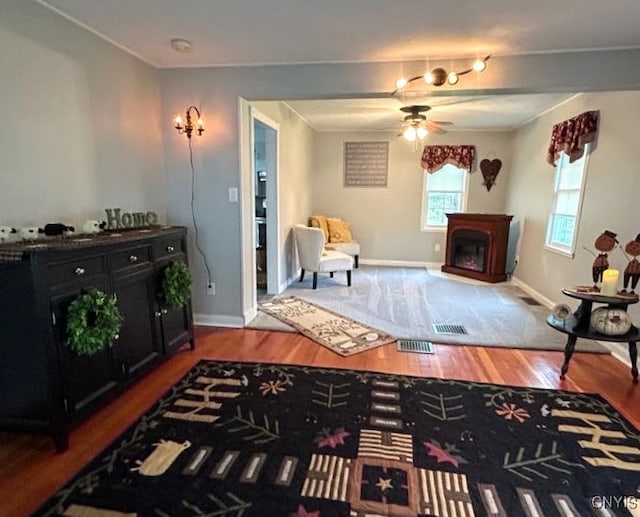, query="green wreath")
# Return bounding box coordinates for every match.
[161,261,192,309]
[66,290,122,356]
